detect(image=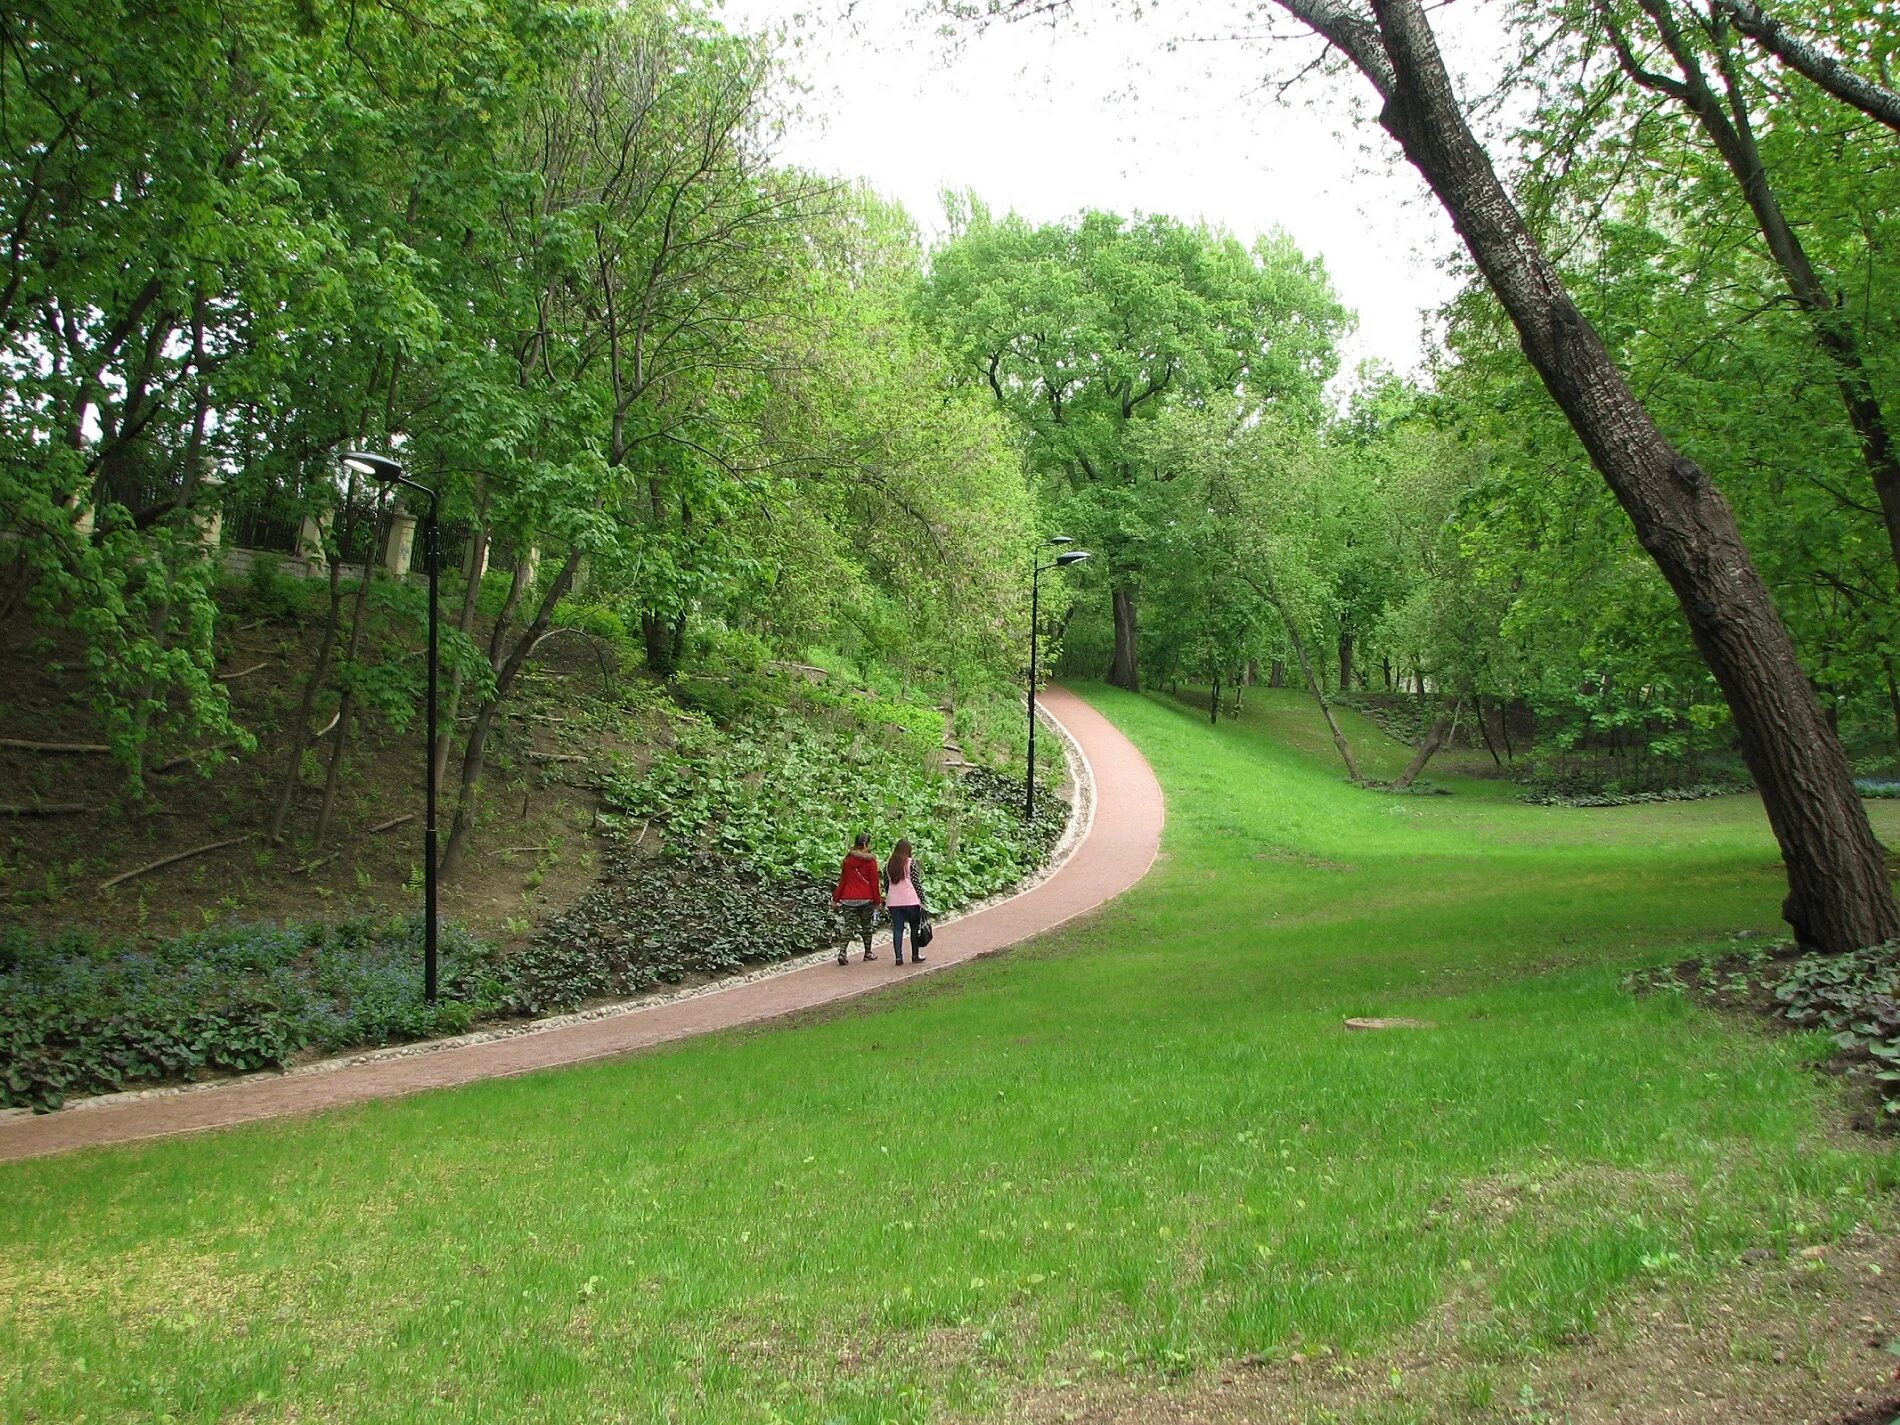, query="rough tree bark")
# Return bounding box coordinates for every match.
[1714,0,1900,132]
[1274,0,1897,951]
[1108,584,1141,690]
